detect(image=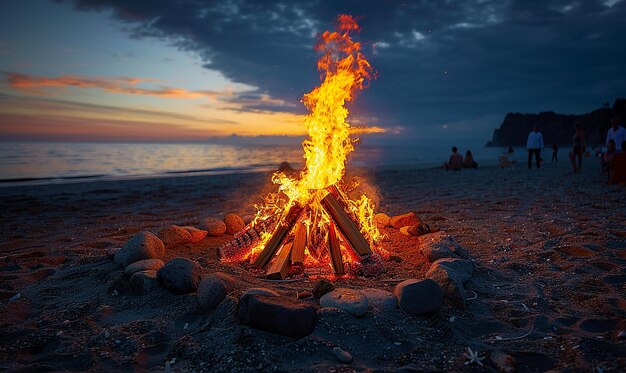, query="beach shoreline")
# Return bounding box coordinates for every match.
[1,161,624,371]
